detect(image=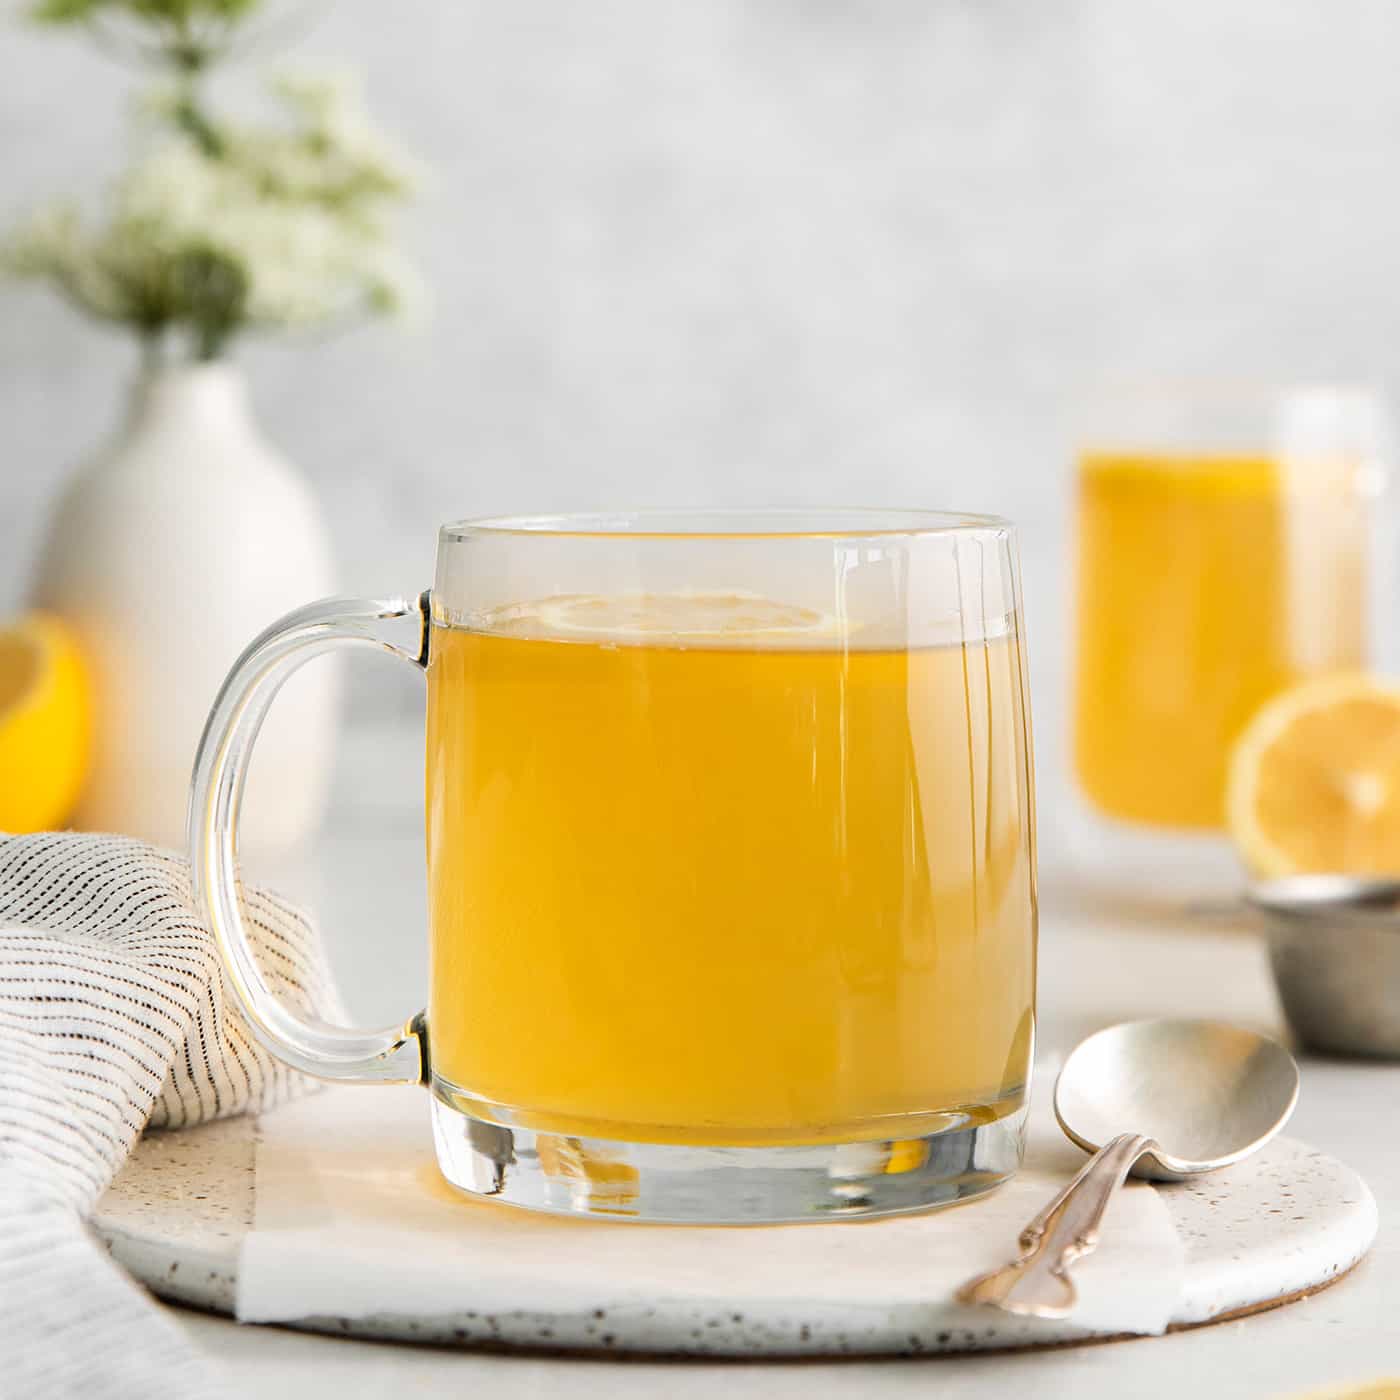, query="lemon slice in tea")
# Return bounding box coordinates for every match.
[499,592,844,644]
